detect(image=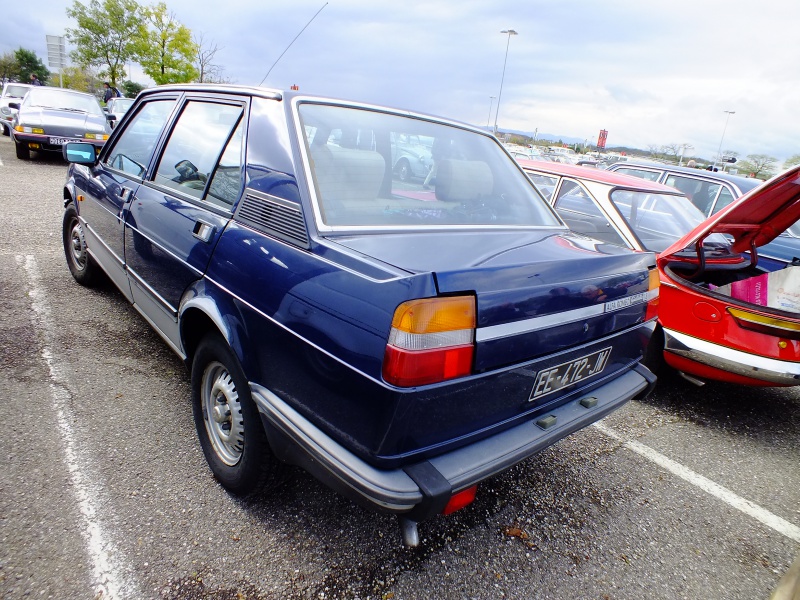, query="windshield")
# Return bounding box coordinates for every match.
[23,88,103,115]
[4,84,32,99]
[113,98,134,112]
[298,102,561,229]
[610,190,727,253]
